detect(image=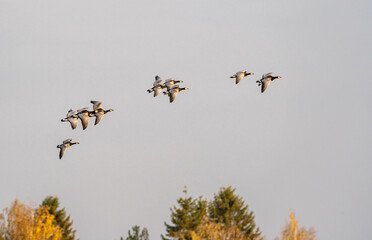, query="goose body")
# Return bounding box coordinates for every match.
[230,71,254,84]
[57,139,79,159]
[61,109,78,129]
[77,108,93,130]
[164,78,183,90]
[163,84,189,103]
[256,73,282,93]
[92,108,114,125]
[147,75,165,97]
